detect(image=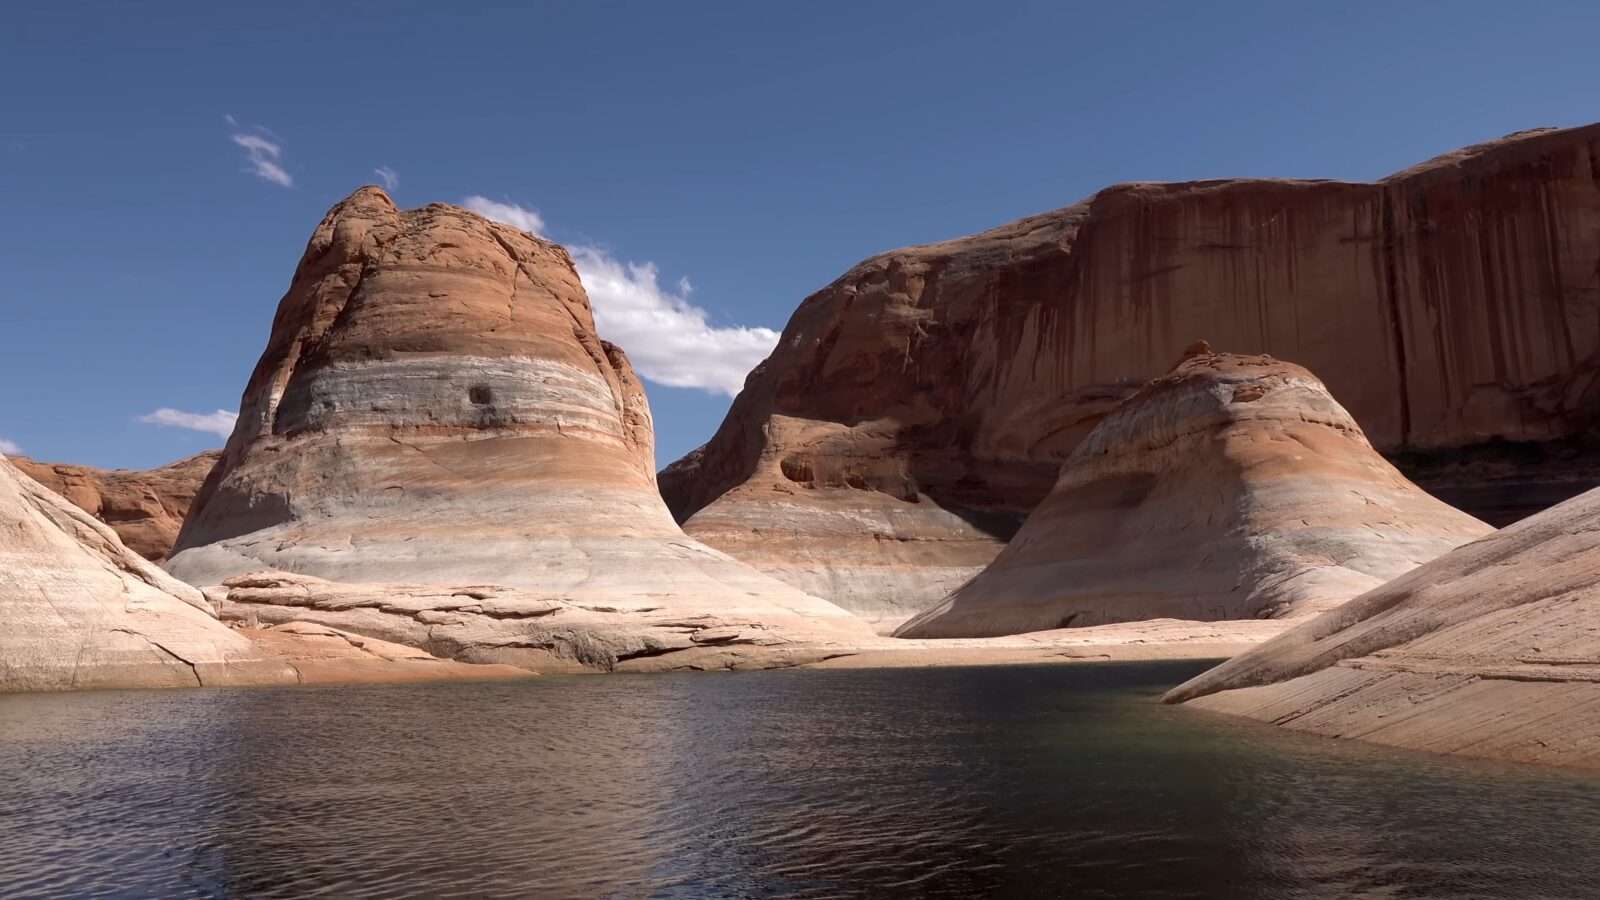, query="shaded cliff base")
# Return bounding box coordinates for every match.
[1394,434,1600,526]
